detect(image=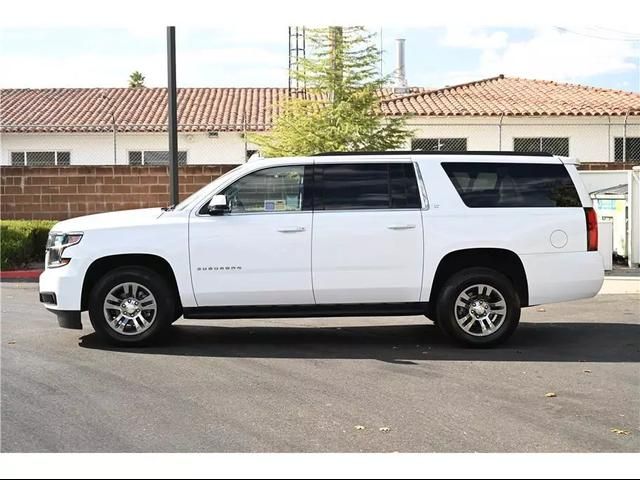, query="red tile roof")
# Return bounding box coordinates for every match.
[1,76,638,133]
[0,86,427,133]
[1,88,294,133]
[380,75,640,117]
